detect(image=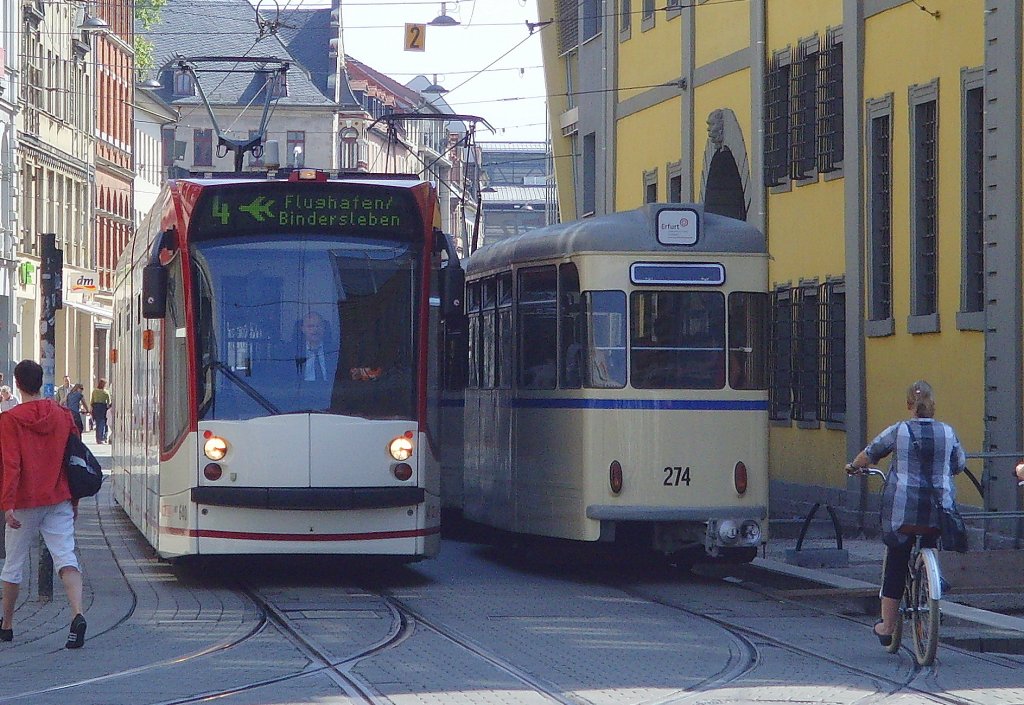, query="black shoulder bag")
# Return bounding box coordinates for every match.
[906,423,968,553]
[65,432,103,500]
